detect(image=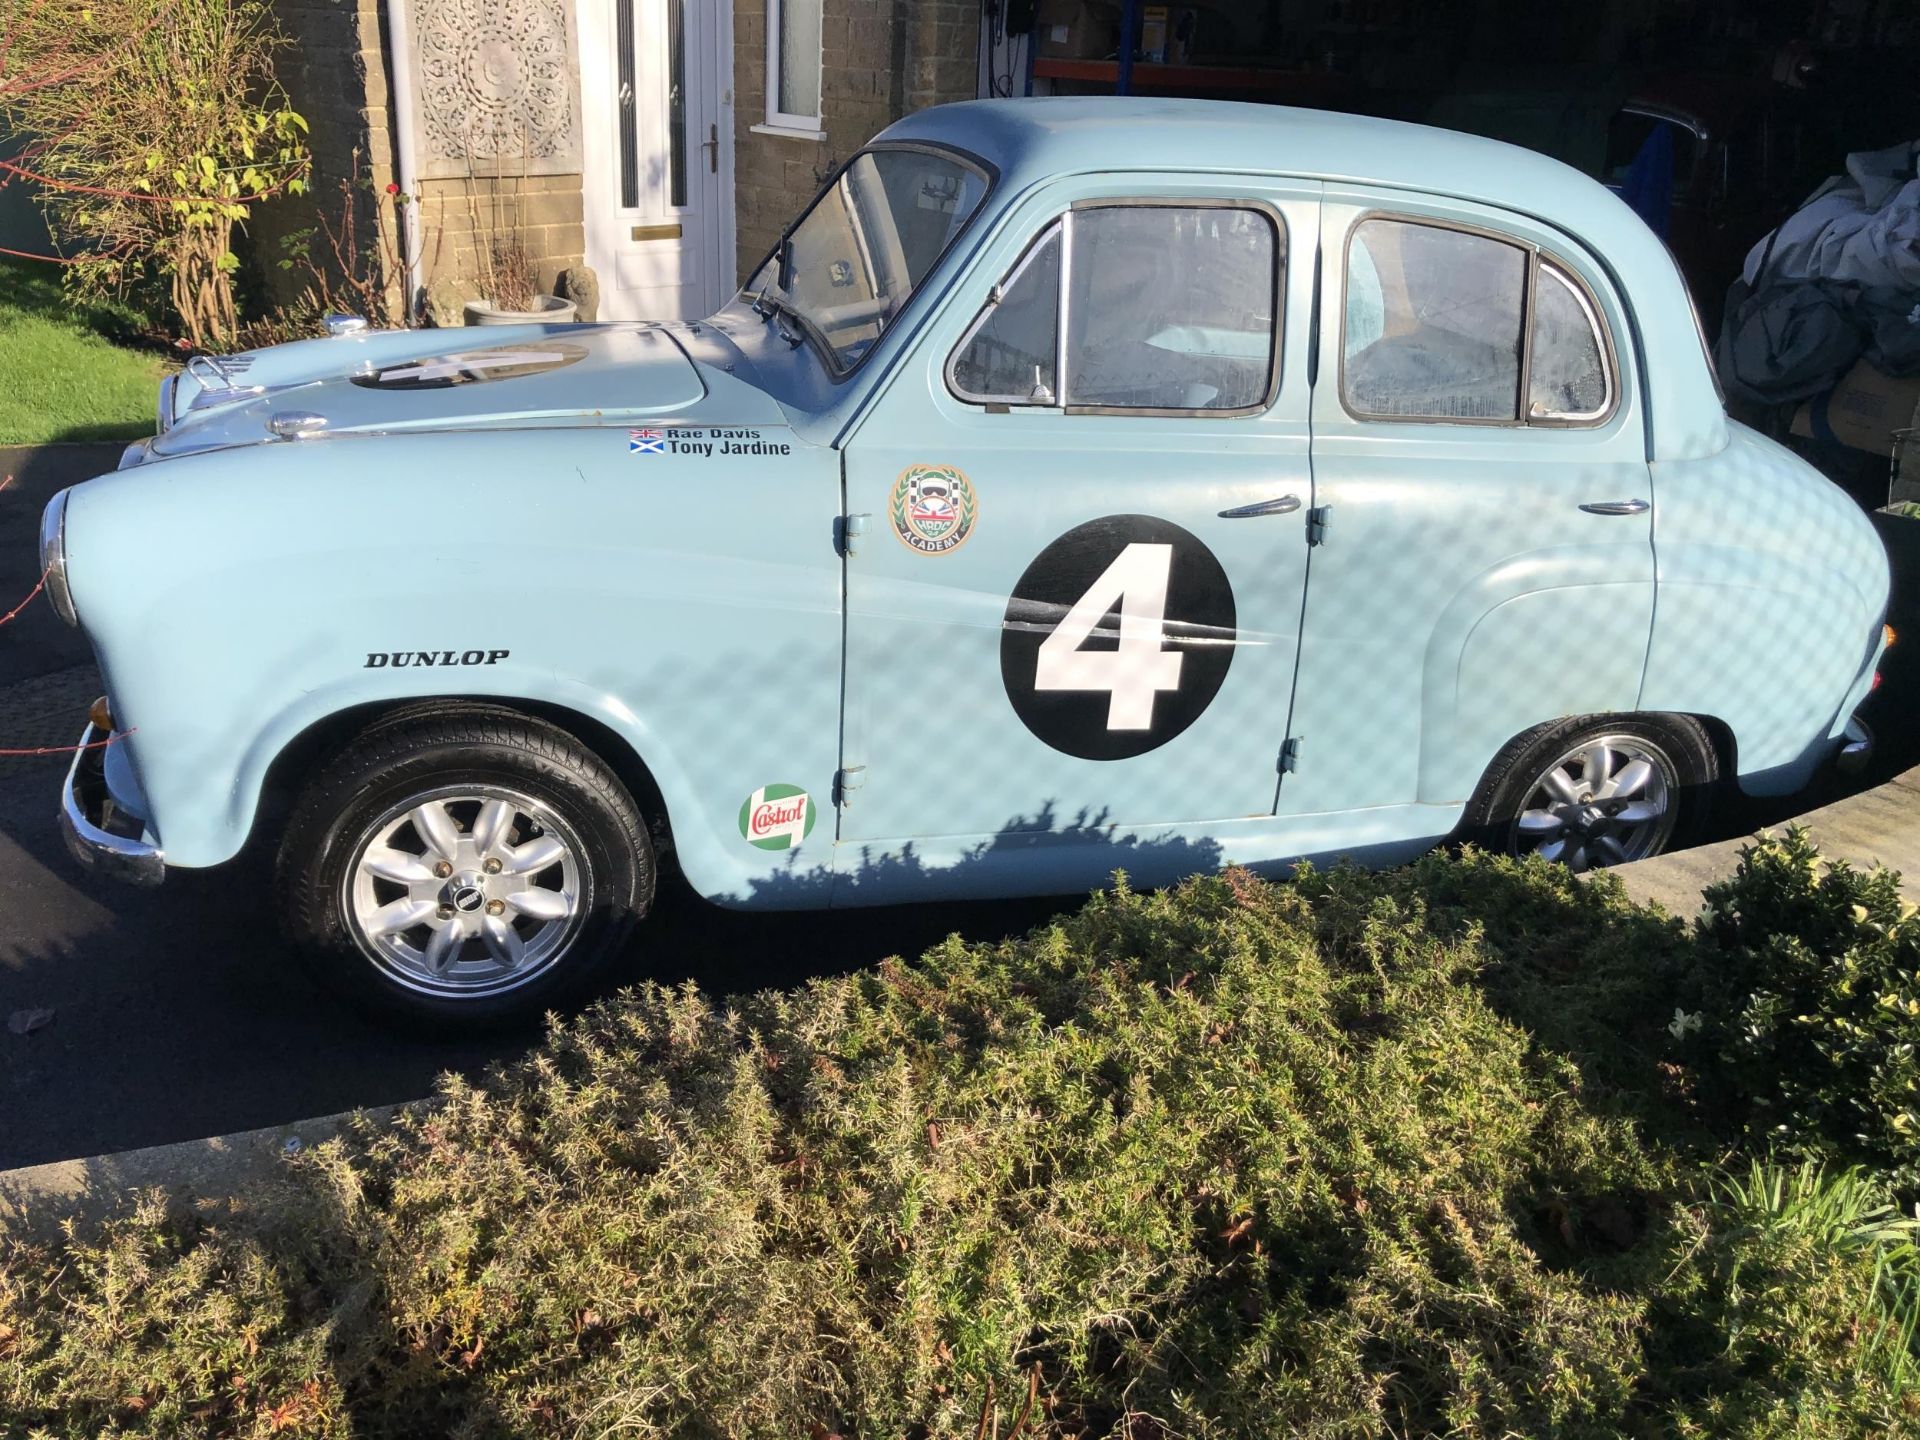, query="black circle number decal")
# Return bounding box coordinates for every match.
[1001,515,1236,760]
